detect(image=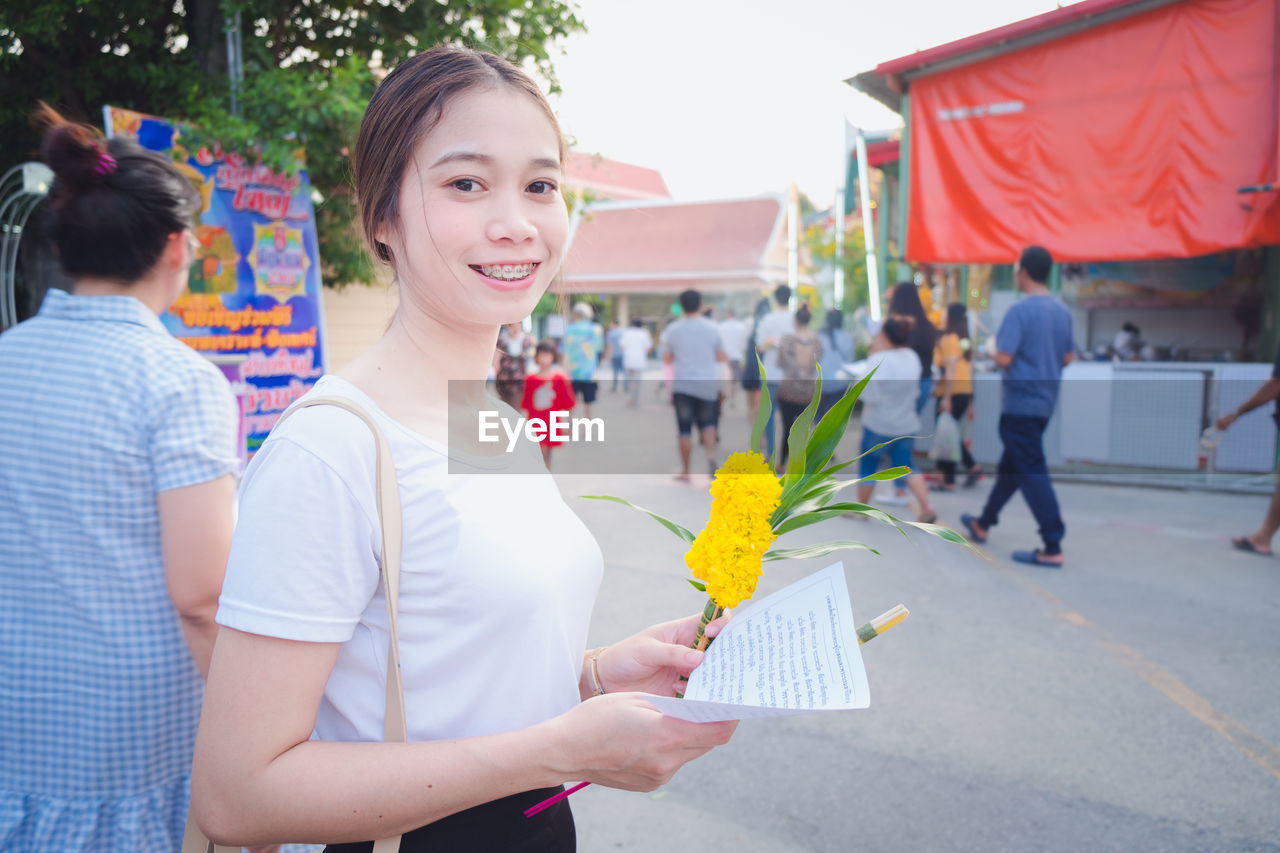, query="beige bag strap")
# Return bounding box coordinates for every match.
[182,394,406,853]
